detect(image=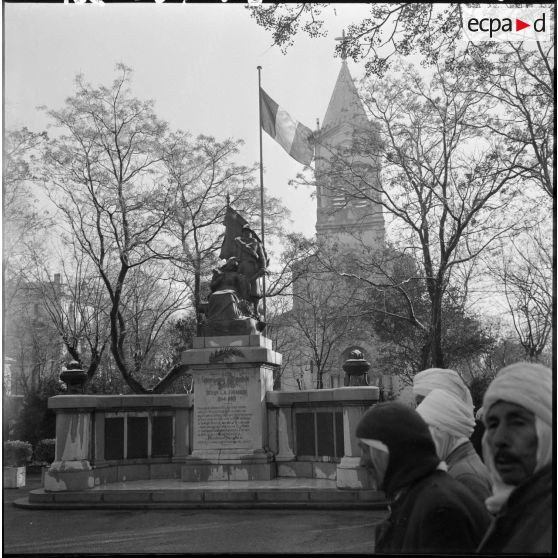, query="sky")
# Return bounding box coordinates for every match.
[4,2,376,239]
